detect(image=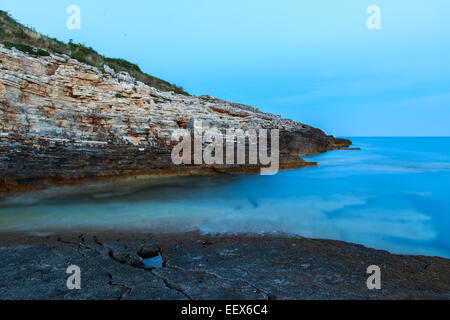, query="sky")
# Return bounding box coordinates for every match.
[1,0,449,136]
